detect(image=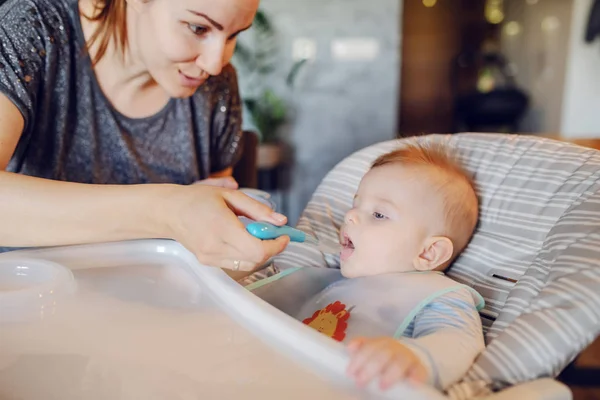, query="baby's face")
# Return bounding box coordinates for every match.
[339,164,445,278]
